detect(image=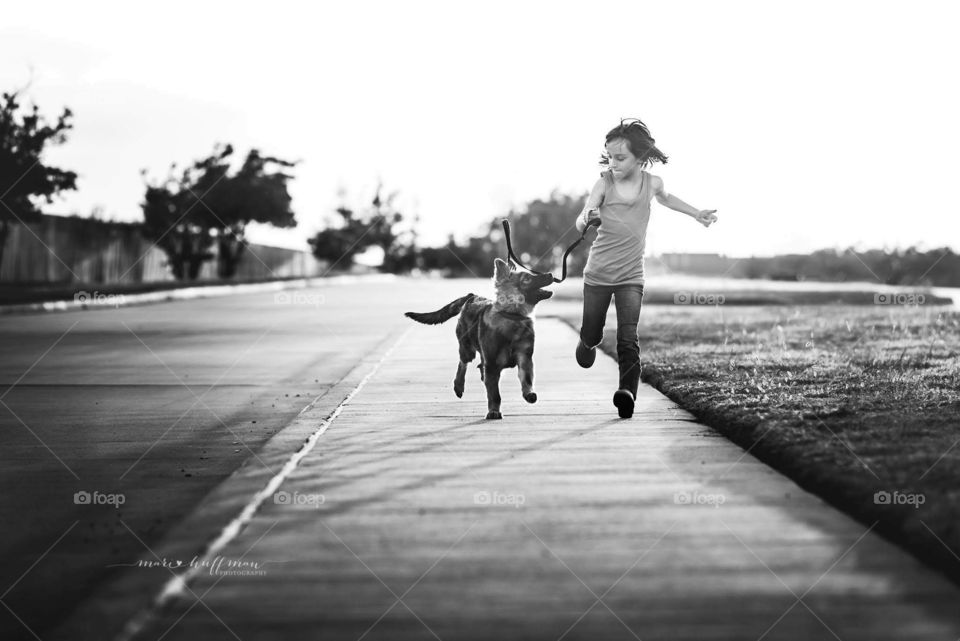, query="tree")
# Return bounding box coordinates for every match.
[140,144,298,280]
[0,90,77,271]
[367,186,418,273]
[309,186,416,273]
[308,206,368,270]
[202,148,297,277]
[140,148,223,281]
